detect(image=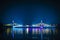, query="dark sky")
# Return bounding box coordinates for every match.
[0,0,60,24]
